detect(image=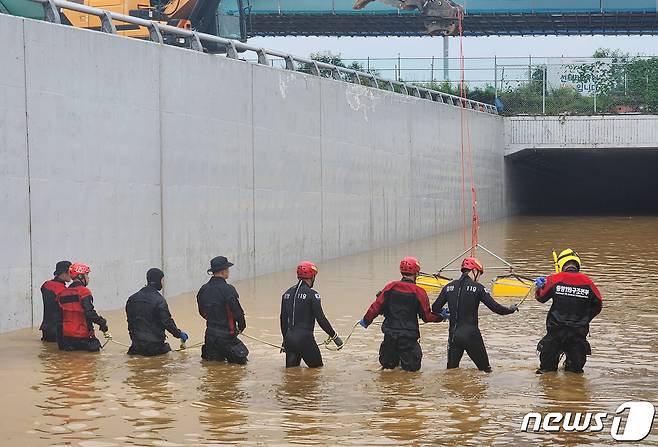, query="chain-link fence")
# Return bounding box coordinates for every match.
[260,54,658,115]
[494,56,658,115]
